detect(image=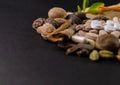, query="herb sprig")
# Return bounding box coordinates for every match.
[77,0,105,13]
